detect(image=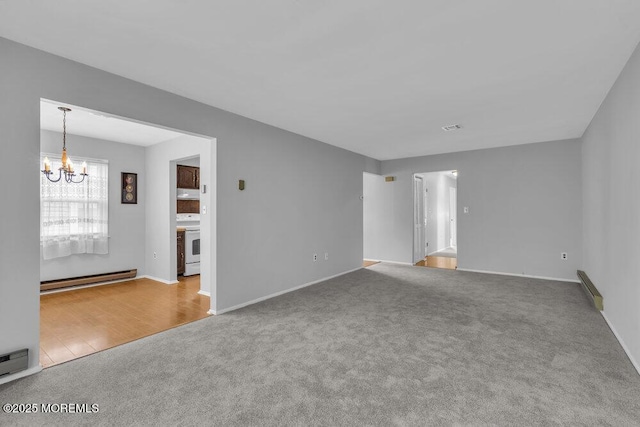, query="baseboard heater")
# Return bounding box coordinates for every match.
[40,269,137,292]
[577,270,603,311]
